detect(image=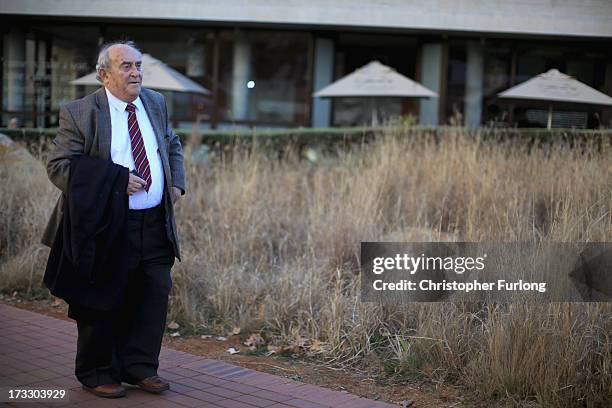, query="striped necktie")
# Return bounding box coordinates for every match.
[126,102,152,192]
